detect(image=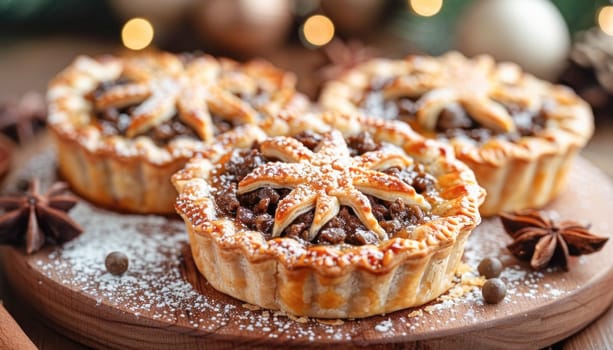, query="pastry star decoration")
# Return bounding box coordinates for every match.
[381,52,542,134]
[237,131,431,241]
[93,55,260,141]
